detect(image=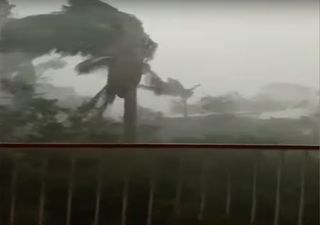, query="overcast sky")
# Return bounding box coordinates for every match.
[7,0,320,113]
